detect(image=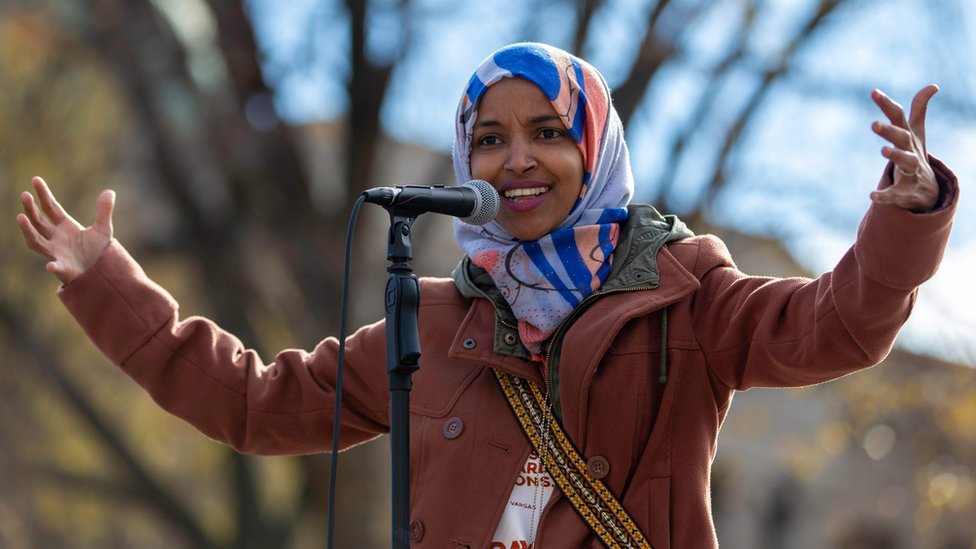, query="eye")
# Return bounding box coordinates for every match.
[539,128,564,140]
[477,134,501,146]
